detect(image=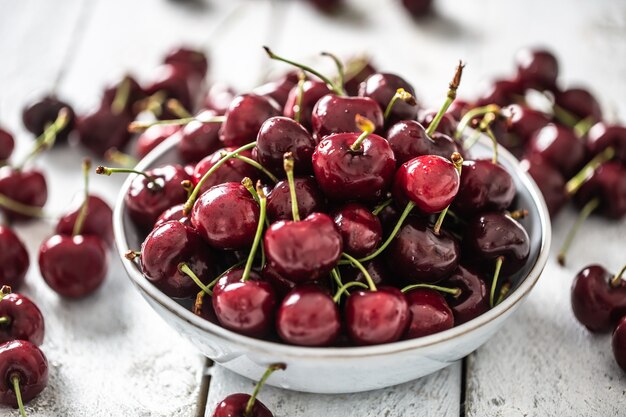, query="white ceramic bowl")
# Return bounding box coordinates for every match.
[113,135,551,394]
